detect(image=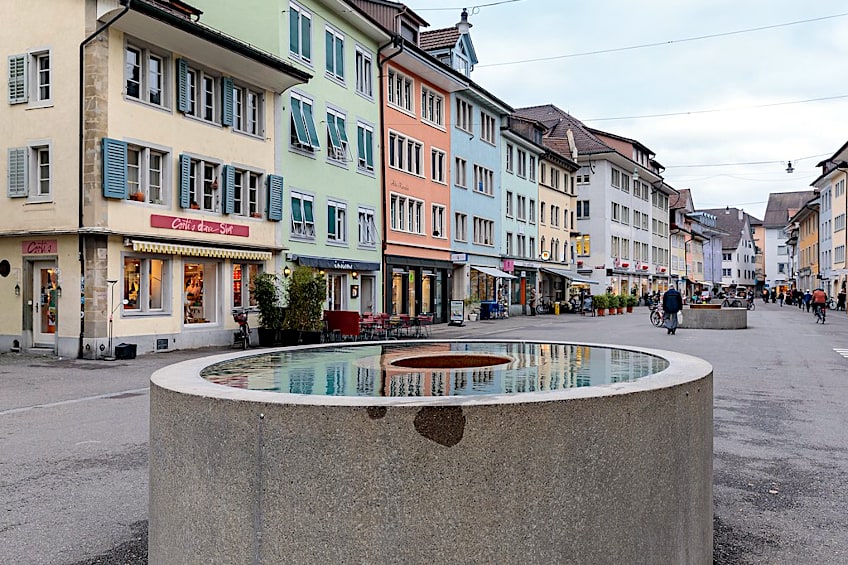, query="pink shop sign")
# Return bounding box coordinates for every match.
[150,214,250,237]
[22,239,58,255]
